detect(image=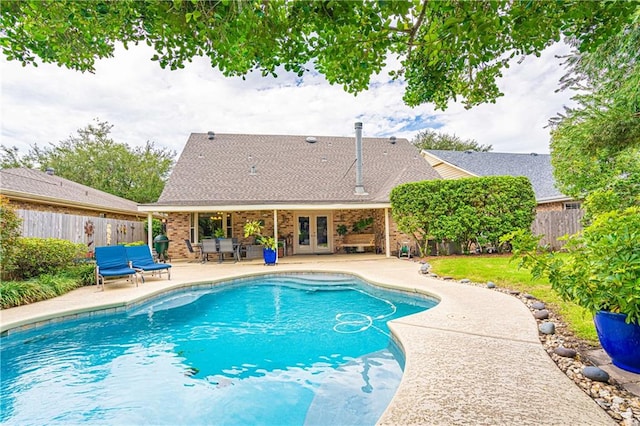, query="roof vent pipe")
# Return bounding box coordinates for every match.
[207,131,215,140]
[354,122,367,195]
[389,136,397,144]
[45,167,55,175]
